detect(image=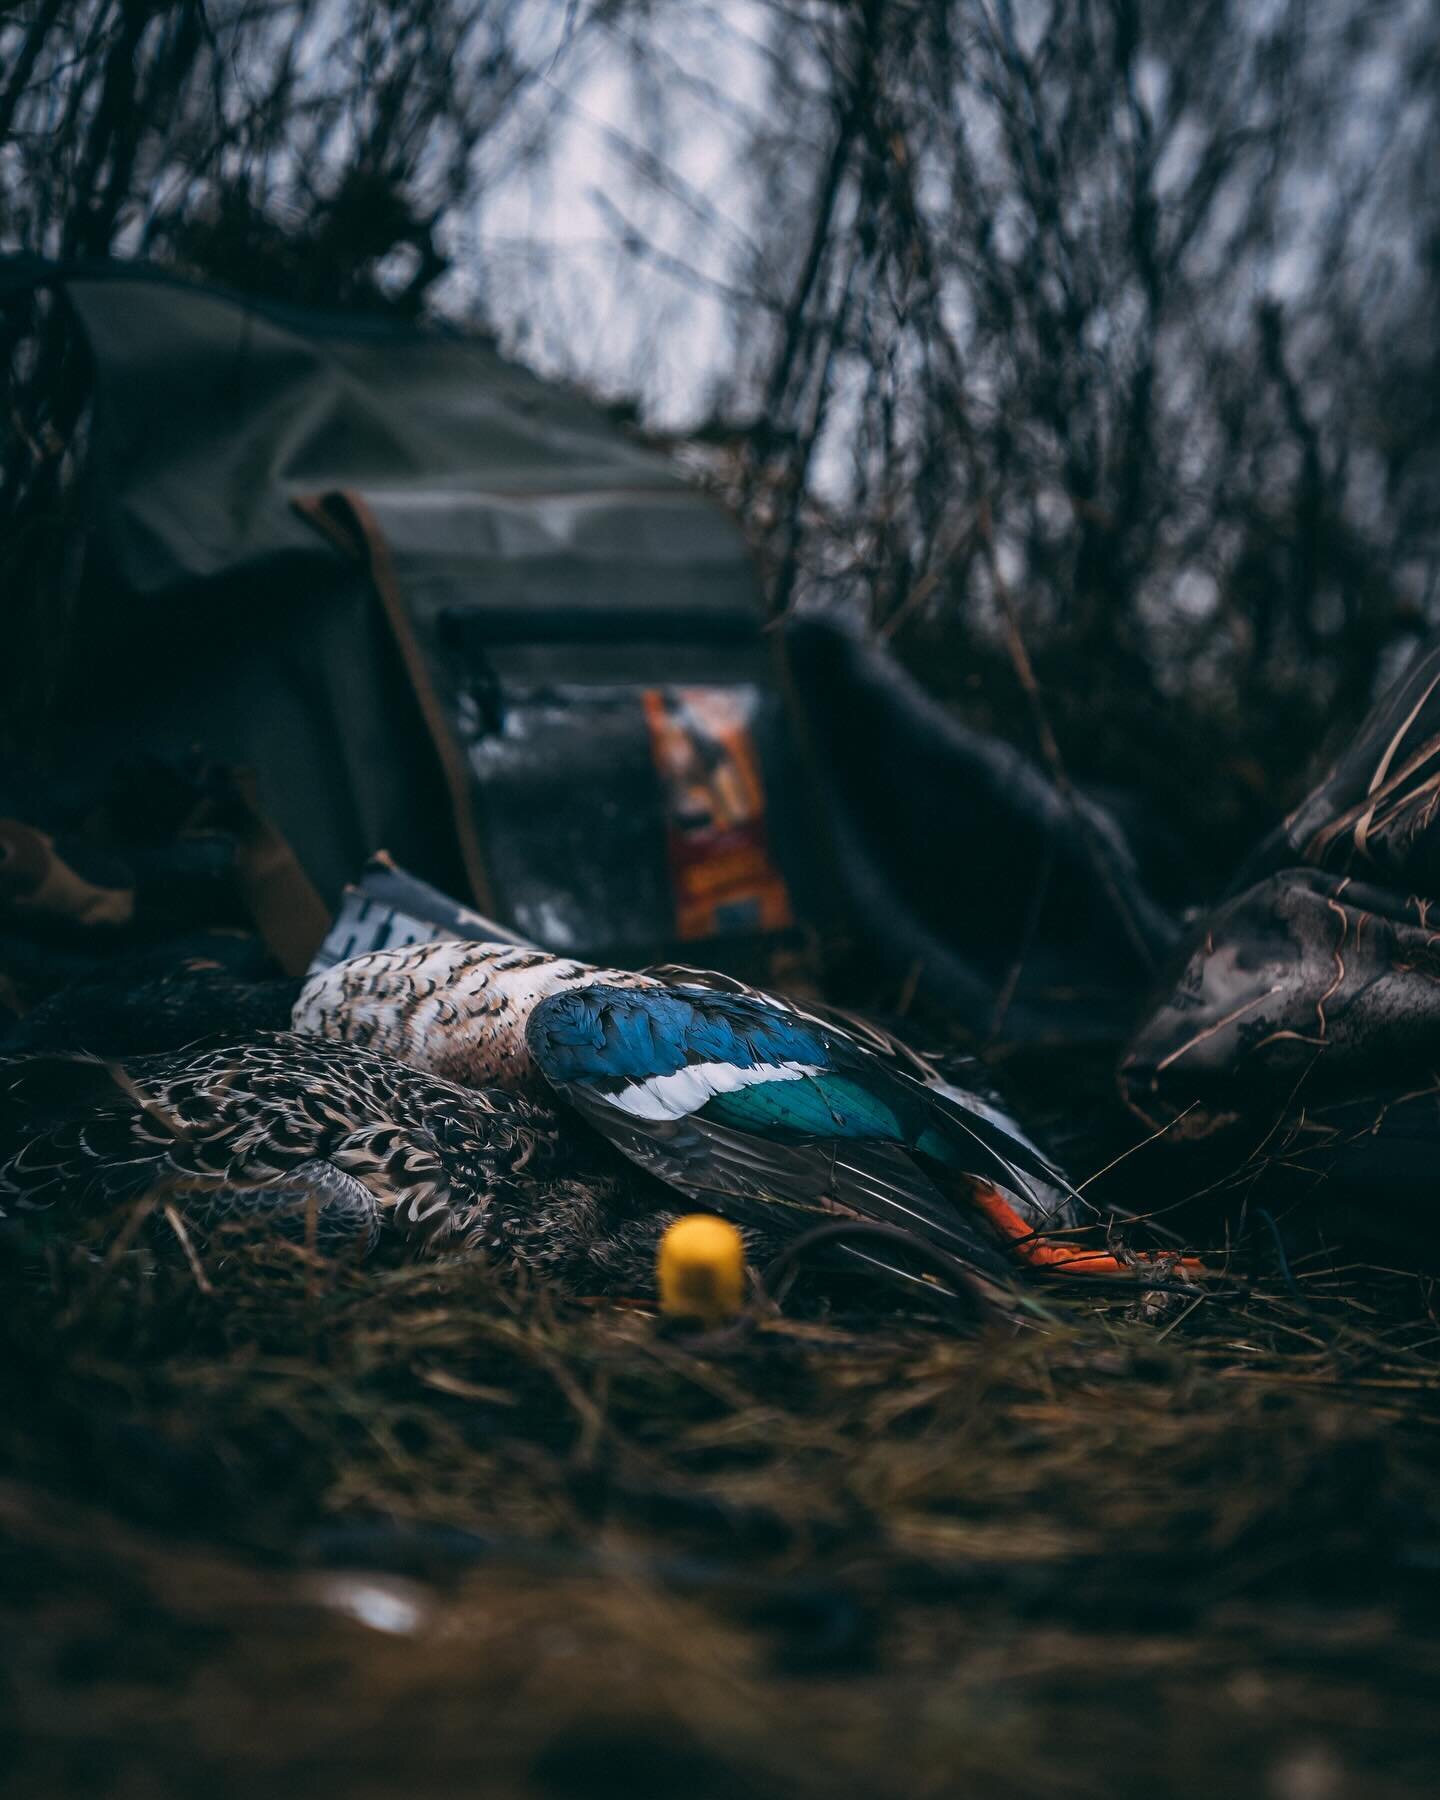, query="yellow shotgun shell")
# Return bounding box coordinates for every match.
[657,1214,747,1325]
